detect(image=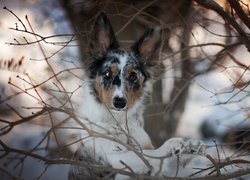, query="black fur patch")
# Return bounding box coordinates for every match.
[113,74,121,87]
